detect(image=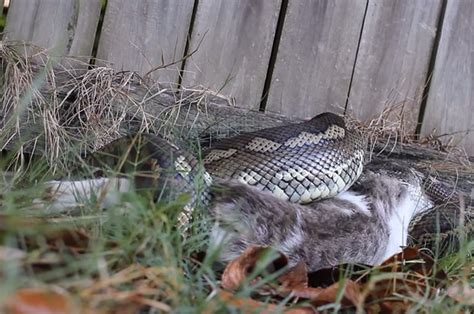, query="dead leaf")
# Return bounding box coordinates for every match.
[367,276,433,299]
[447,282,474,305]
[290,280,361,307]
[221,246,287,290]
[357,274,437,312]
[366,300,410,313]
[307,263,370,287]
[3,288,76,314]
[209,291,280,313]
[371,247,447,303]
[3,287,129,314]
[210,291,313,314]
[79,264,176,313]
[362,246,446,286]
[45,228,91,252]
[381,247,422,265]
[381,300,413,312]
[285,308,315,314]
[218,246,450,312]
[278,260,308,289]
[379,246,439,277]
